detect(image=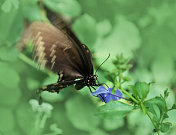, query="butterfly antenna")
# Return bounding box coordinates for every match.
[95,53,110,74]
